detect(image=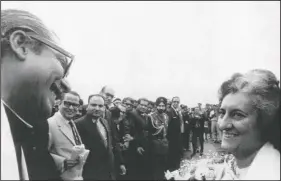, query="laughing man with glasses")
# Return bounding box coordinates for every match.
[1,9,74,180]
